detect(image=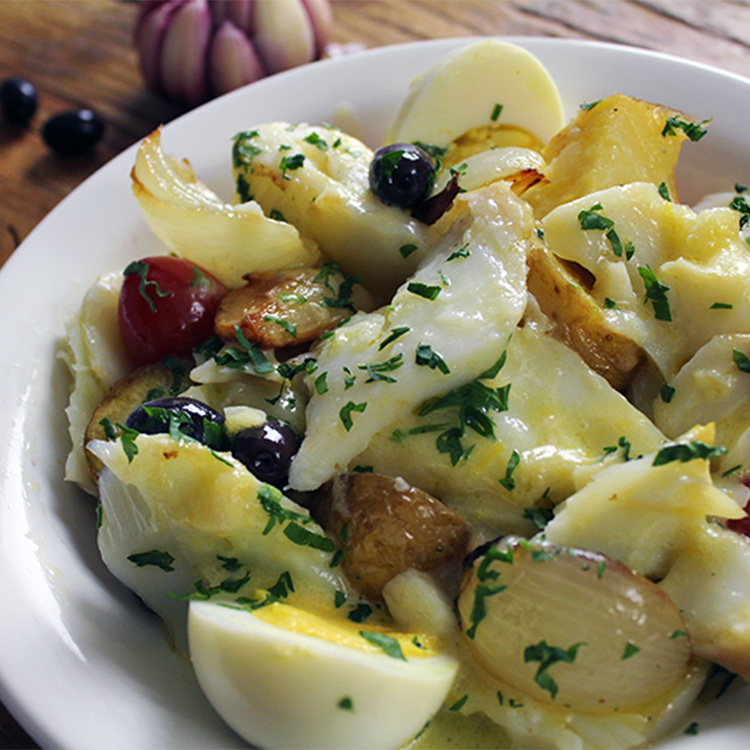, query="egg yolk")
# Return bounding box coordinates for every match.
[252,601,440,659]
